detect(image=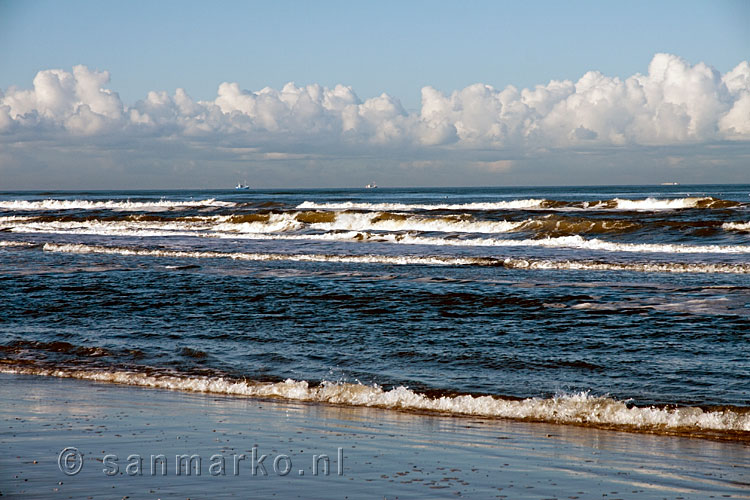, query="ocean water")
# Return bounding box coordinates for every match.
[1,185,749,439]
